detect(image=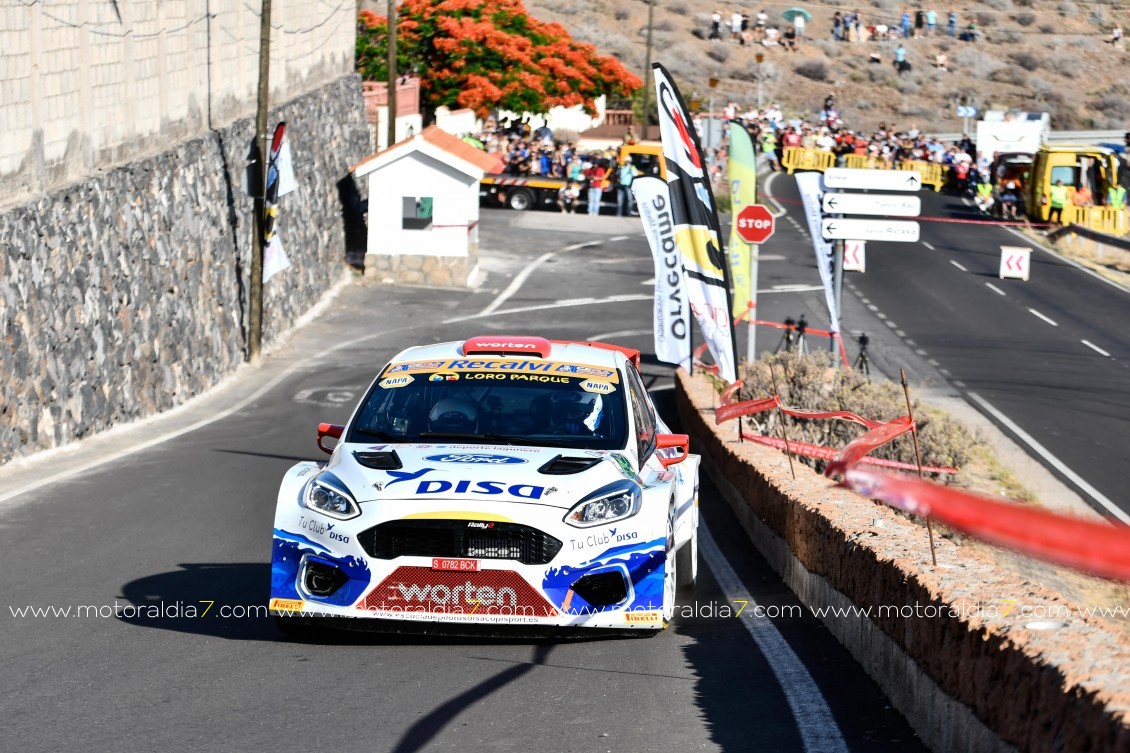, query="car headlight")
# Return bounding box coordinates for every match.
[564,481,642,528]
[303,472,360,520]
